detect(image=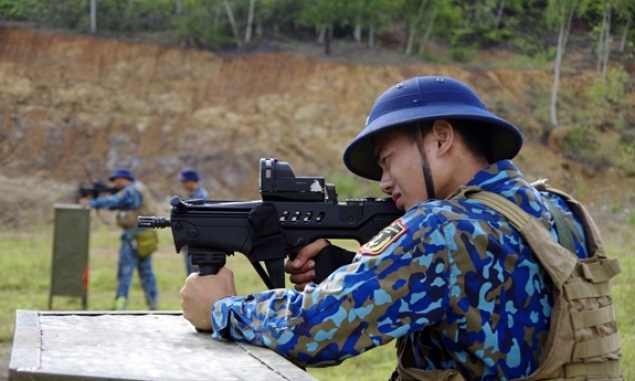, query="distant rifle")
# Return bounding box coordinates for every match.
[139,158,403,289]
[77,180,117,200]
